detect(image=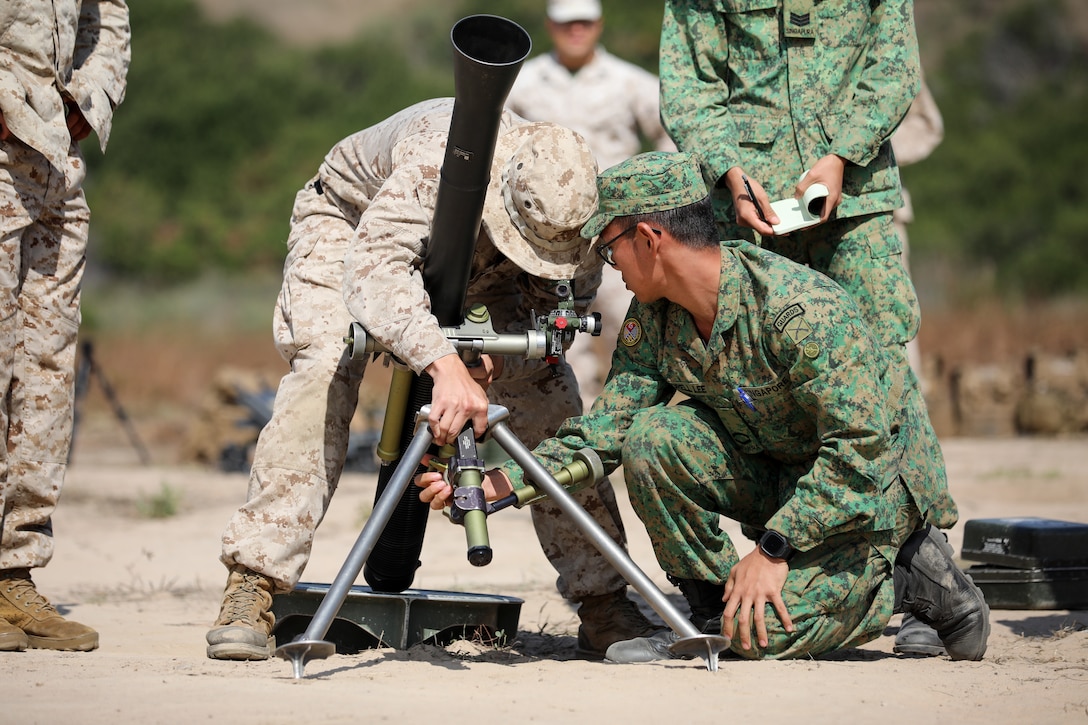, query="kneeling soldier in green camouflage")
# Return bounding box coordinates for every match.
[418,151,991,662]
